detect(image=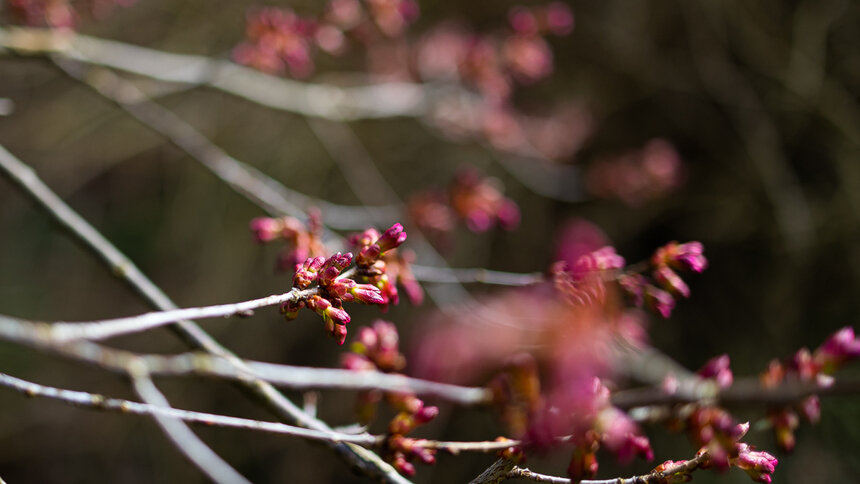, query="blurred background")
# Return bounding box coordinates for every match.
[1,0,859,482]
